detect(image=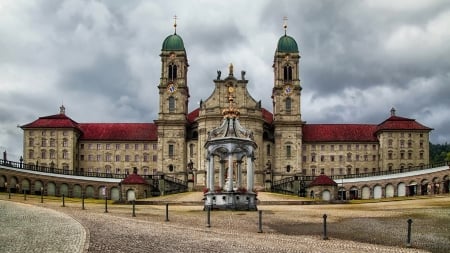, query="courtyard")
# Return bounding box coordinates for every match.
[0,192,449,252]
